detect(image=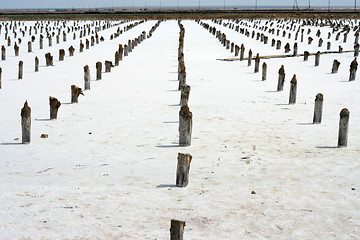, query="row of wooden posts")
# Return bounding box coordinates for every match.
[198,19,351,148]
[18,20,164,144]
